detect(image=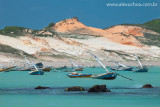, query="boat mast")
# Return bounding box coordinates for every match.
[0,64,3,68]
[135,55,143,68]
[66,58,78,68]
[10,60,16,66]
[32,63,39,71]
[112,60,127,68]
[117,62,127,68]
[24,56,32,67]
[88,52,110,73]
